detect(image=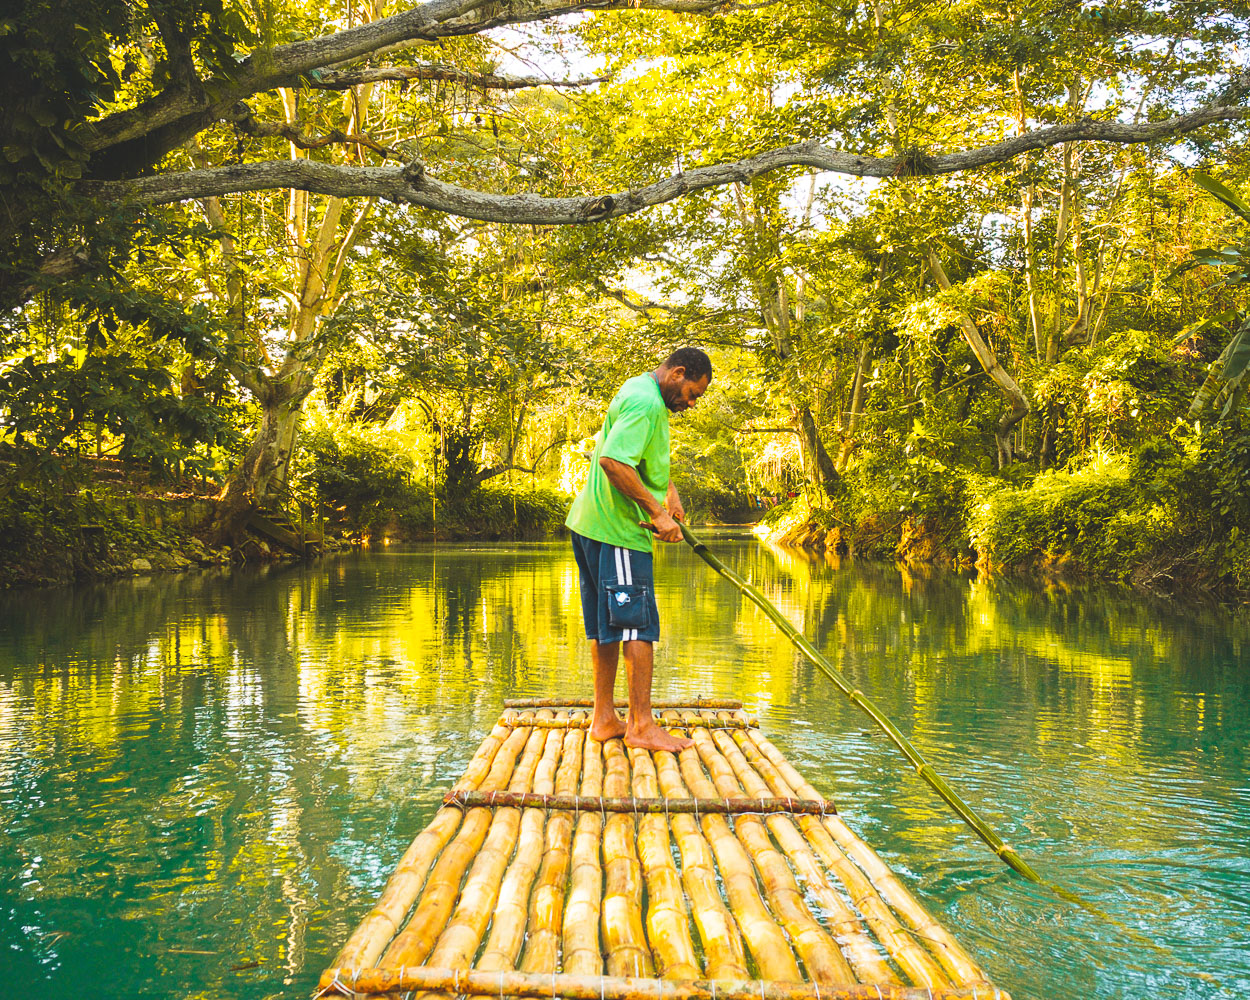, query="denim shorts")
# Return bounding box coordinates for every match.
[570,531,660,643]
